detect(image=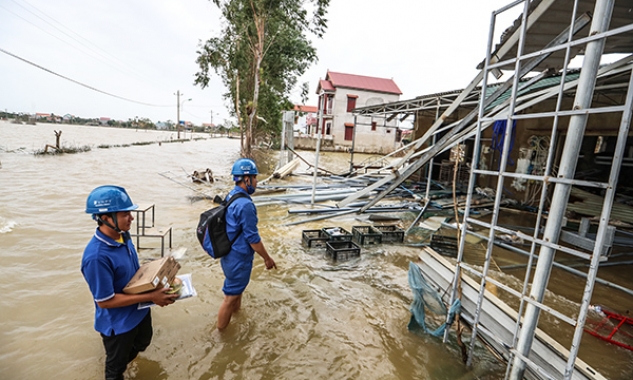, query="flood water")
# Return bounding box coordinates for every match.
[0,121,631,380]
